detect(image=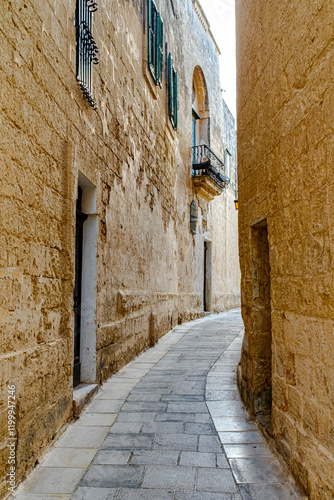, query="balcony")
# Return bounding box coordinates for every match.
[192,145,229,201]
